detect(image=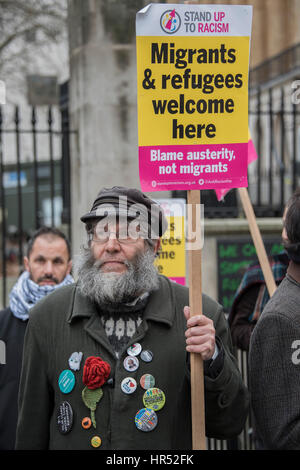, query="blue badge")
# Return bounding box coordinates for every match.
[58,369,75,394]
[135,408,158,432]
